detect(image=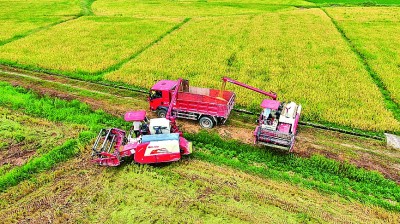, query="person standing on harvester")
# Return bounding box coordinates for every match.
[133,120,141,137]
